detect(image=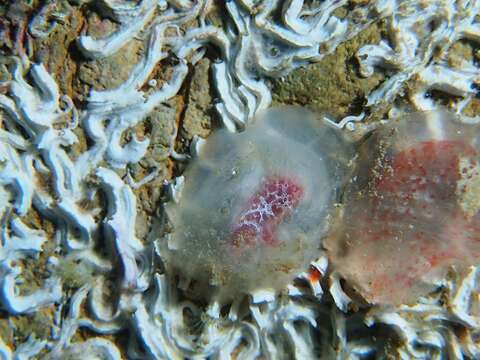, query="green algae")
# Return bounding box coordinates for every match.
[0,317,13,345]
[182,58,213,140]
[271,21,387,119]
[56,258,96,290]
[458,158,480,217]
[447,39,477,65]
[16,210,56,296]
[13,310,53,342]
